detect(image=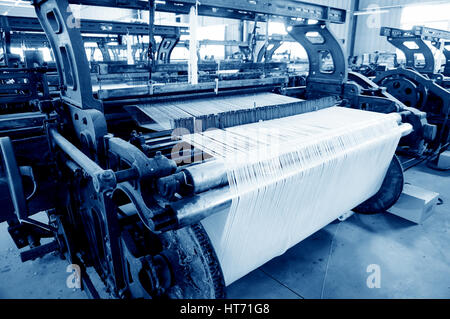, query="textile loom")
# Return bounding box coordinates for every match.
[182,107,411,285]
[374,26,450,155]
[0,0,427,299]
